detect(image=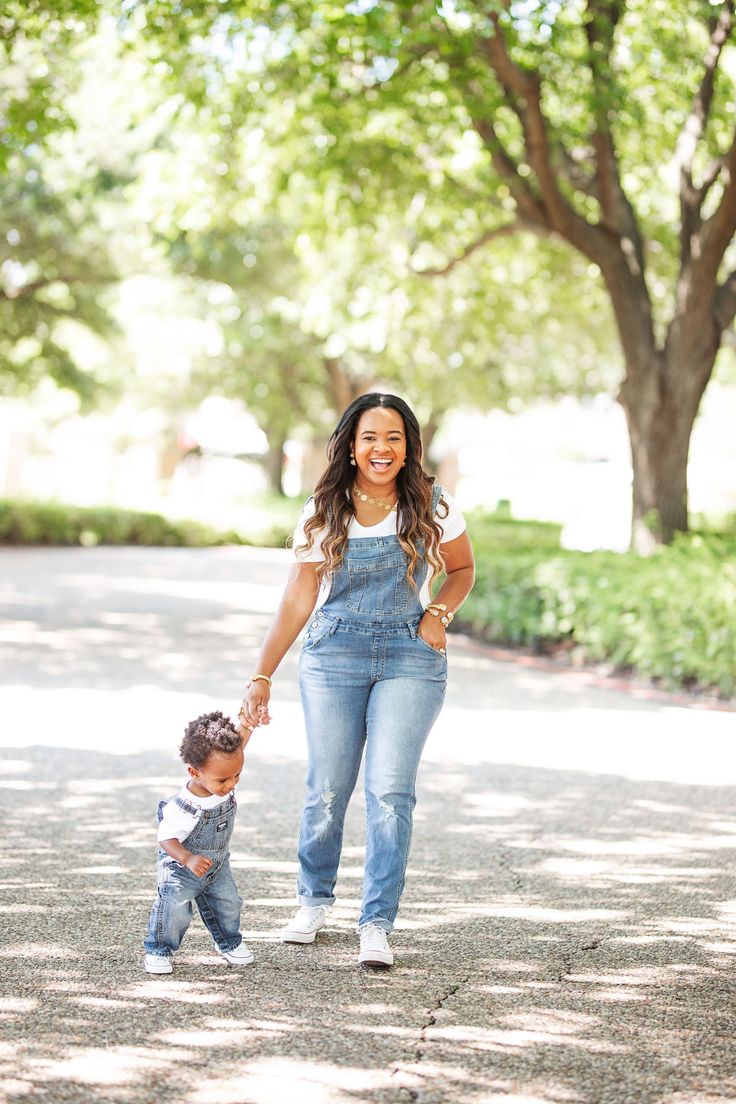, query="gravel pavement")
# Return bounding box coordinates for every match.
[1,546,735,1104]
